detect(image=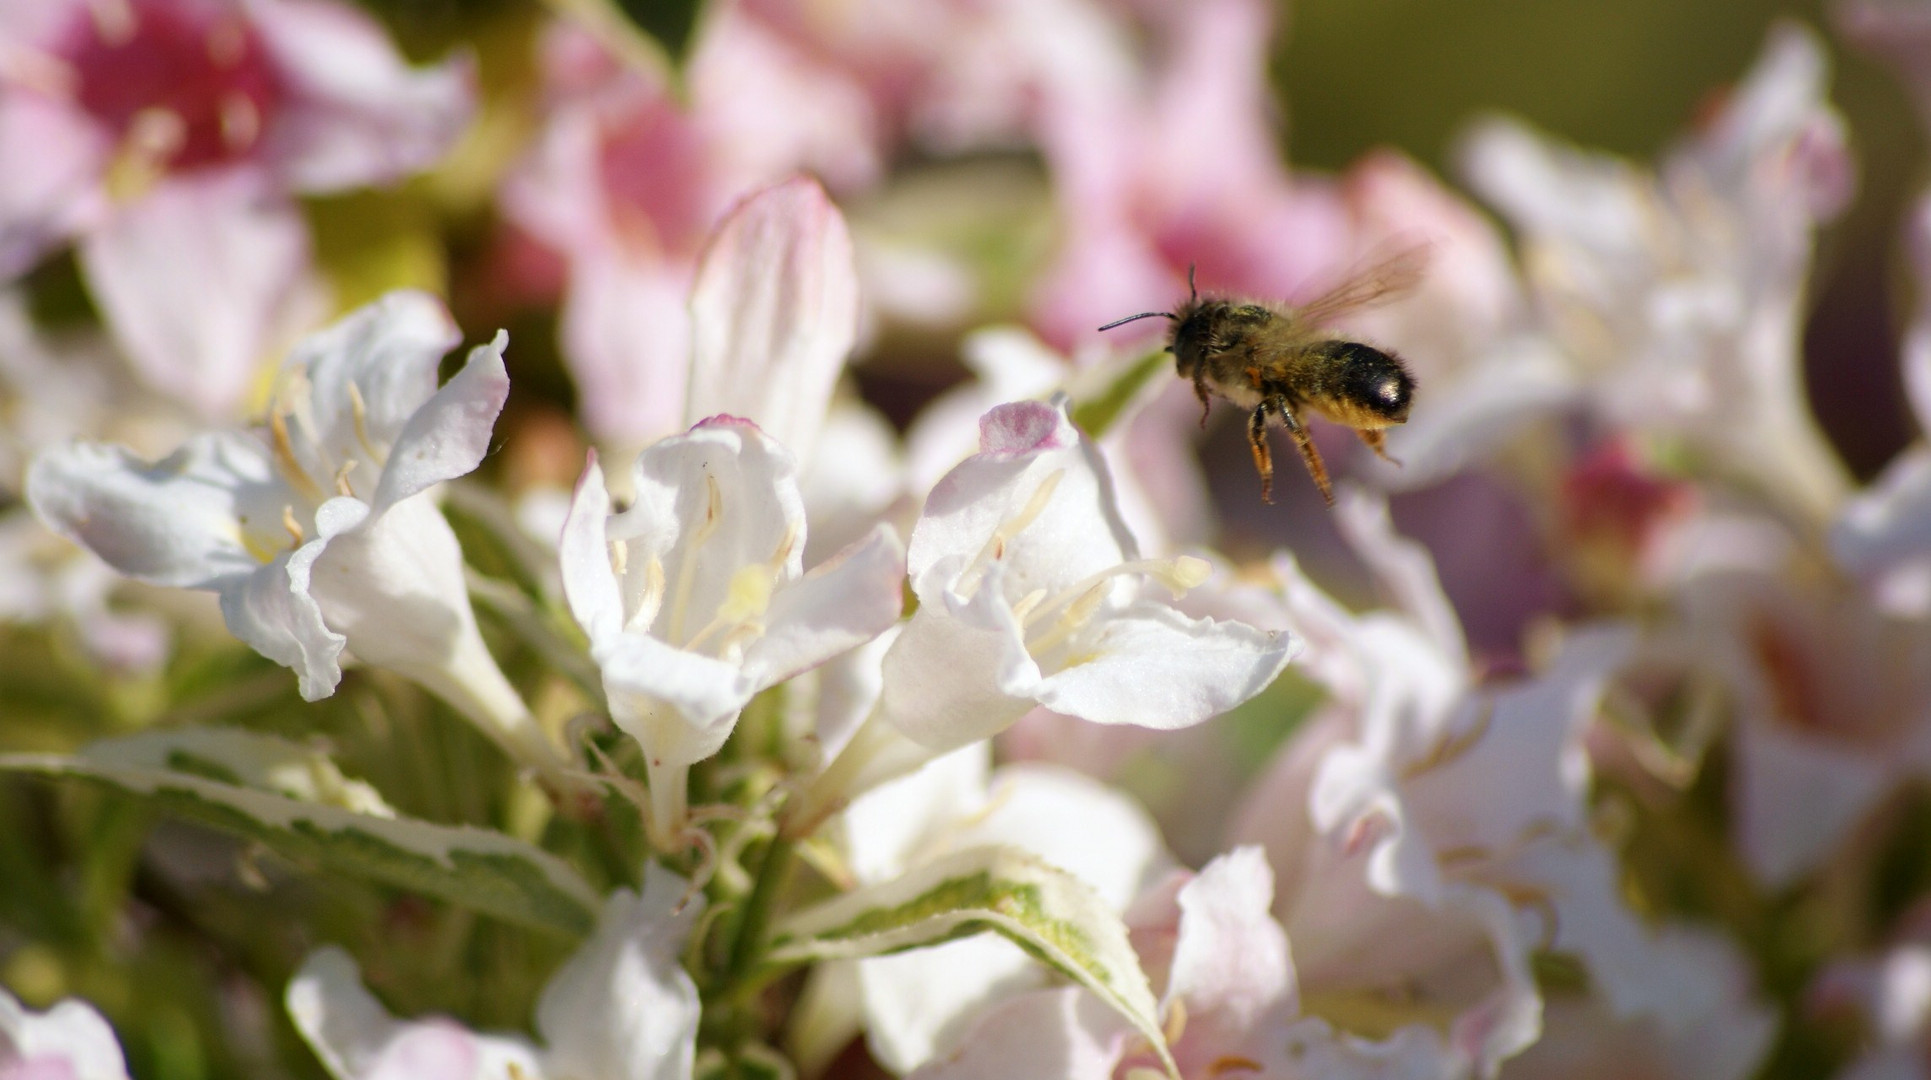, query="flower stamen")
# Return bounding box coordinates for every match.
[957,468,1064,598]
[666,473,723,644]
